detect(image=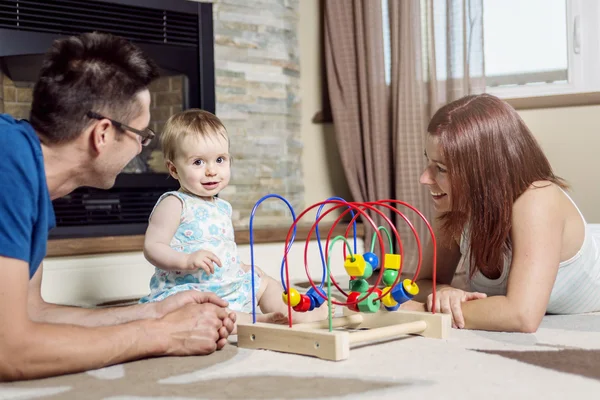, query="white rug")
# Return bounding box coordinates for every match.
[2,312,600,399]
